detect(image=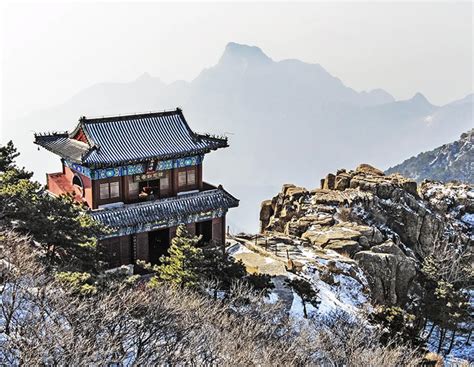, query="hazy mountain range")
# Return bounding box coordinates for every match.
[386,129,473,183]
[4,42,473,231]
